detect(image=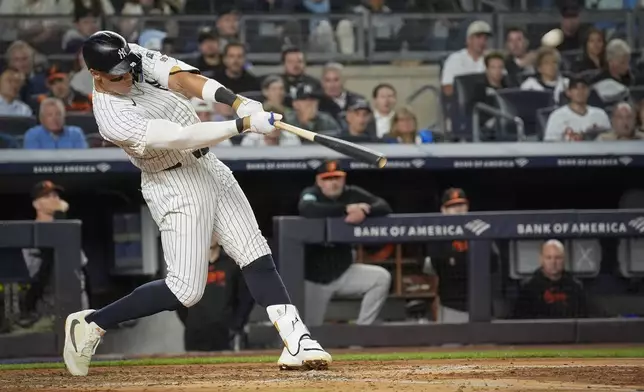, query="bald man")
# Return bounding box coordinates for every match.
[512,240,588,319]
